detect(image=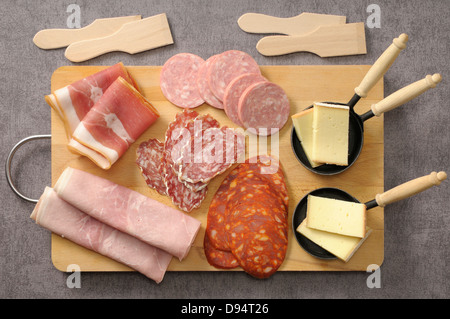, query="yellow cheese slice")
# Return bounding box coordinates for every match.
[297,219,372,262]
[311,102,349,166]
[291,109,322,168]
[306,195,366,238]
